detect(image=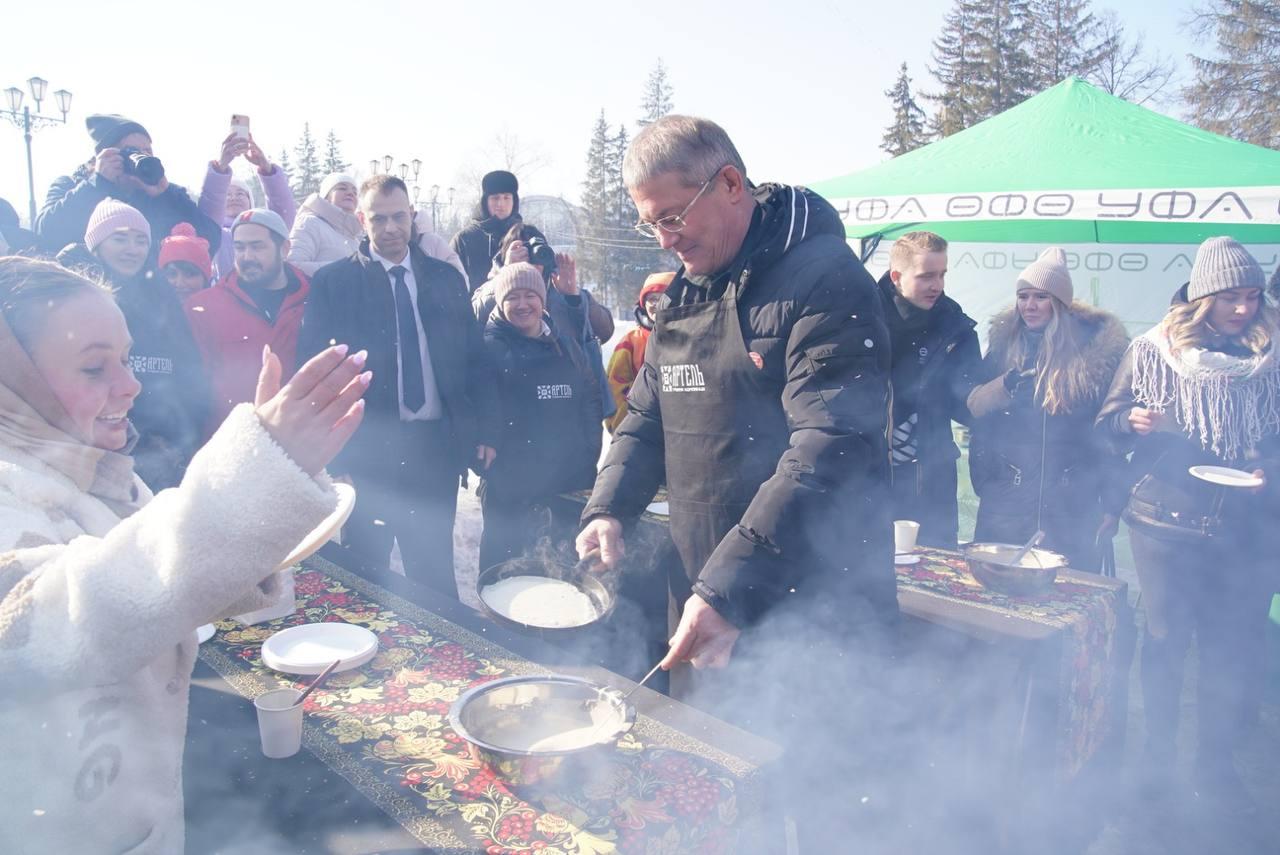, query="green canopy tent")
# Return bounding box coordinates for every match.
[809,77,1280,332]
